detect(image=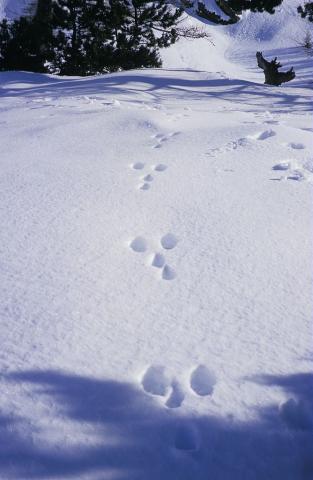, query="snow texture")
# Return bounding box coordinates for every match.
[0,0,312,478]
[0,0,35,19]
